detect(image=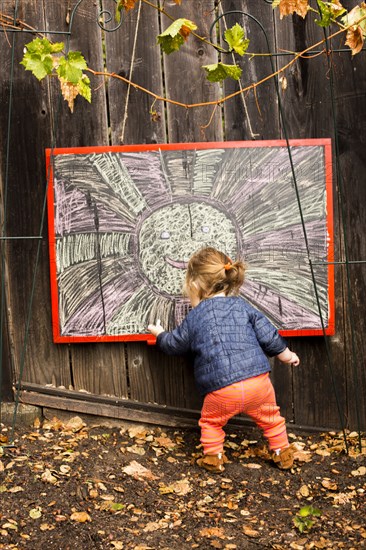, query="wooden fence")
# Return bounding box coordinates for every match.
[1,0,365,431]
